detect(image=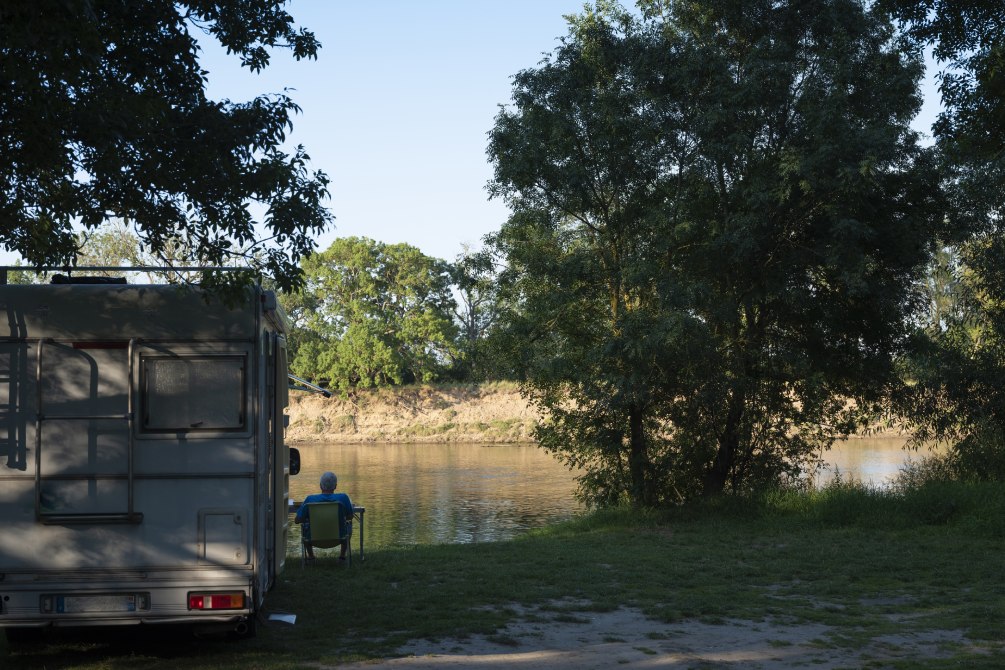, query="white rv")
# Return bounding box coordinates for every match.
[0,272,301,637]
